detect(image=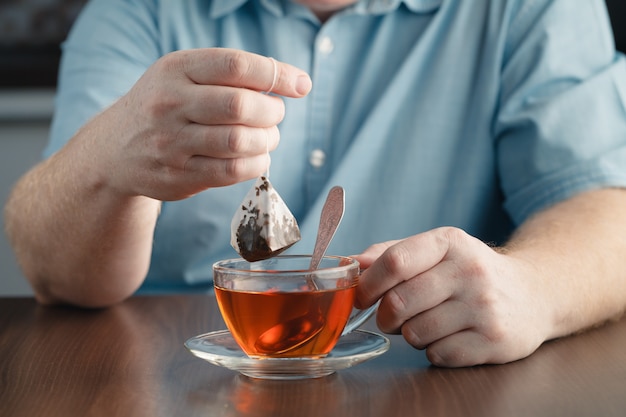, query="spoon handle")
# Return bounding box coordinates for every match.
[309,186,345,271]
